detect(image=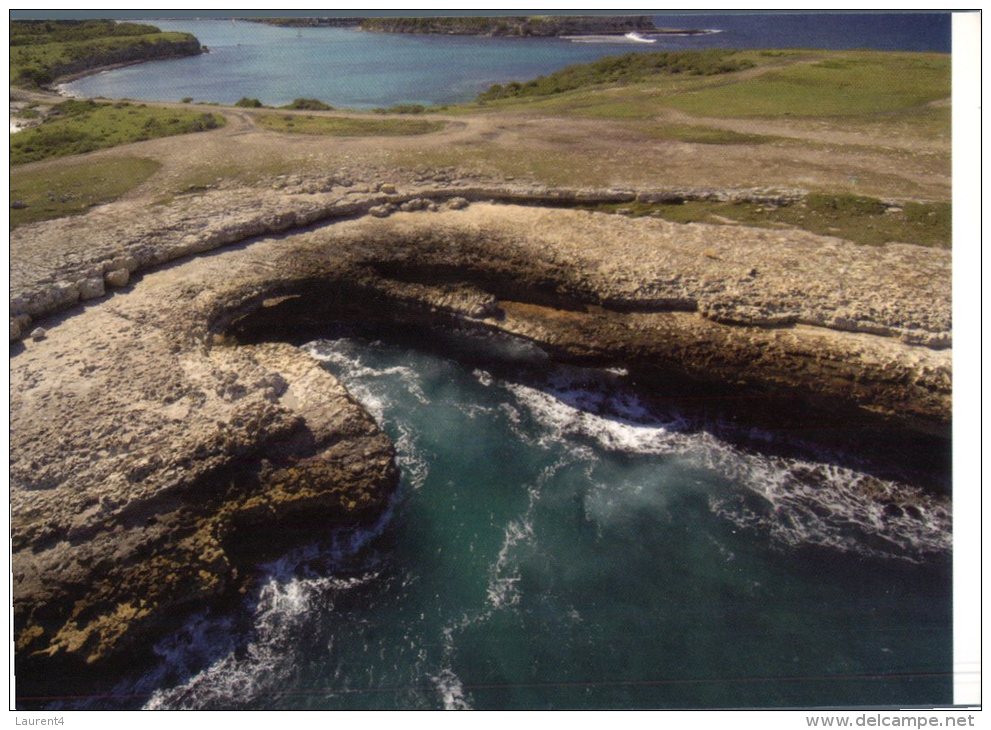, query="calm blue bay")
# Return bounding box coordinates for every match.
[62,13,951,107]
